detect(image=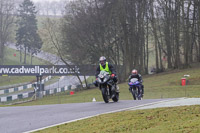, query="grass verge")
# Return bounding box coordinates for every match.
[10,65,200,106]
[0,47,49,88]
[1,65,200,132]
[35,105,200,133]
